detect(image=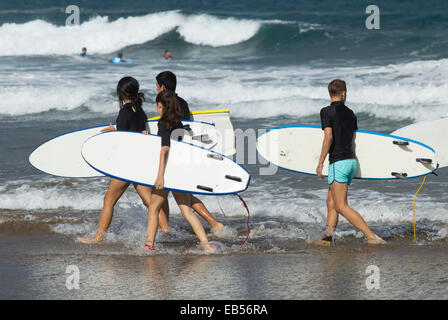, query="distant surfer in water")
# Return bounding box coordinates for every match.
[316,79,384,245]
[78,47,87,57]
[145,90,214,253]
[155,71,225,235]
[78,76,170,244]
[163,49,172,60]
[111,52,128,63]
